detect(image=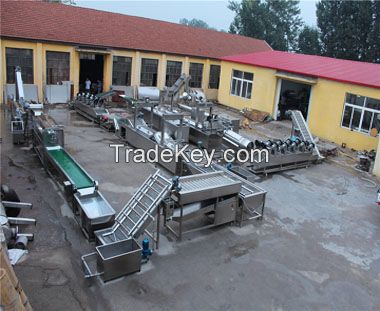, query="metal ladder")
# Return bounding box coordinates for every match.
[99,170,172,244]
[289,110,322,158]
